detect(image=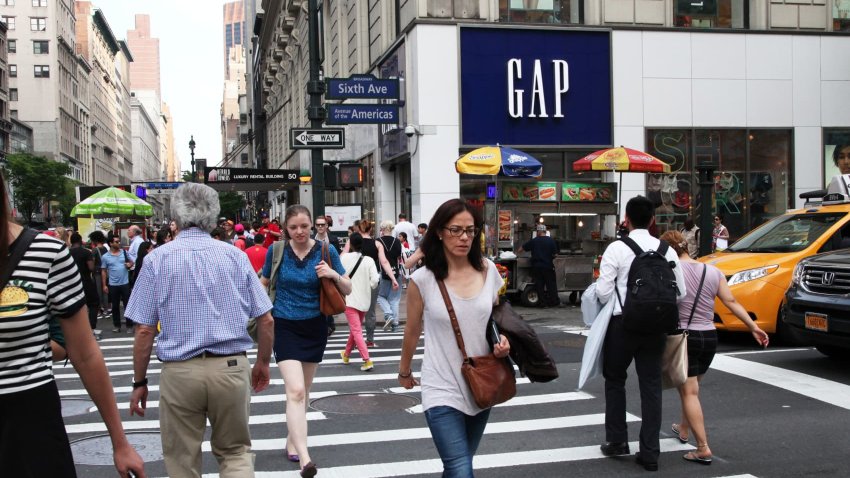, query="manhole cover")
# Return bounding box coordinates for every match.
[71,432,163,465]
[311,392,419,414]
[61,398,95,418]
[549,337,586,348]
